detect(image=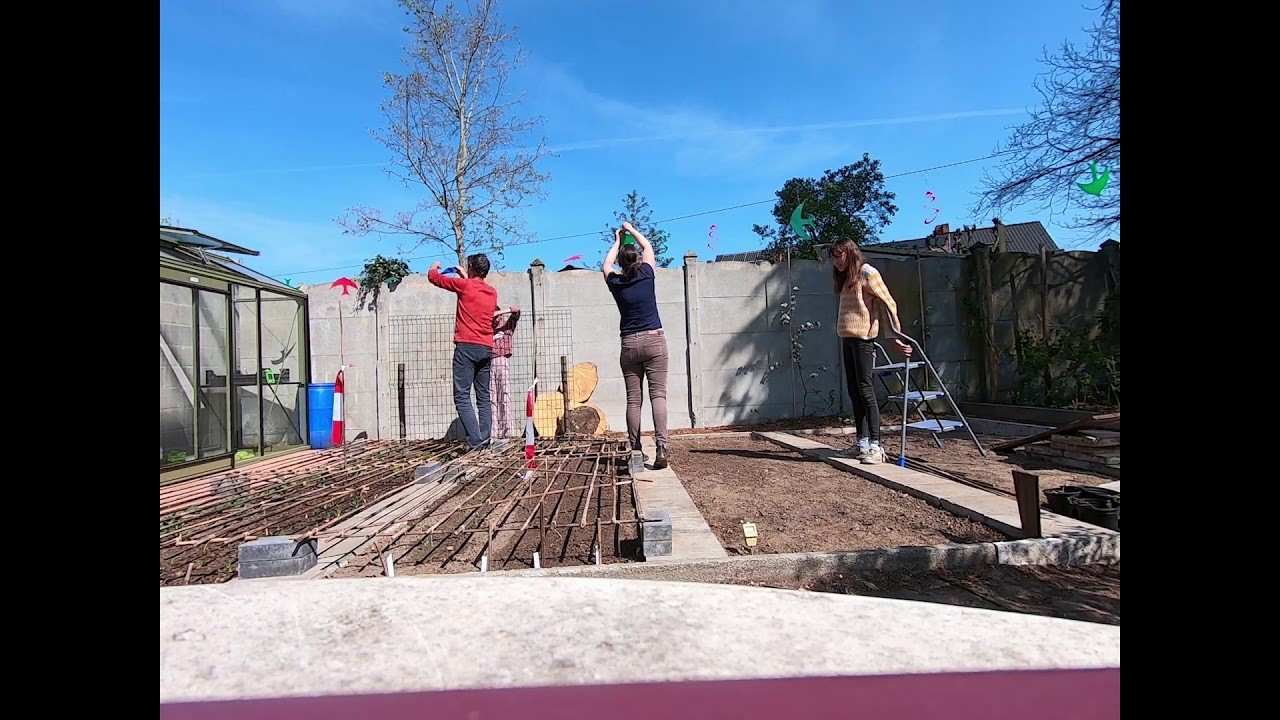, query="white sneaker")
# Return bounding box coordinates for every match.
[860,446,885,465]
[837,445,870,459]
